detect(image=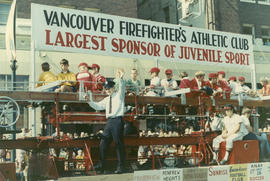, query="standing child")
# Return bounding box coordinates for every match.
[76,62,92,91]
[89,64,106,94]
[161,69,178,96]
[126,68,142,95]
[145,67,161,96]
[217,71,231,98]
